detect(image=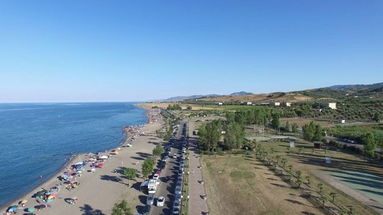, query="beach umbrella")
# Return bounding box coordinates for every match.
[7,205,18,212]
[27,207,36,212]
[19,199,28,205]
[35,204,47,209]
